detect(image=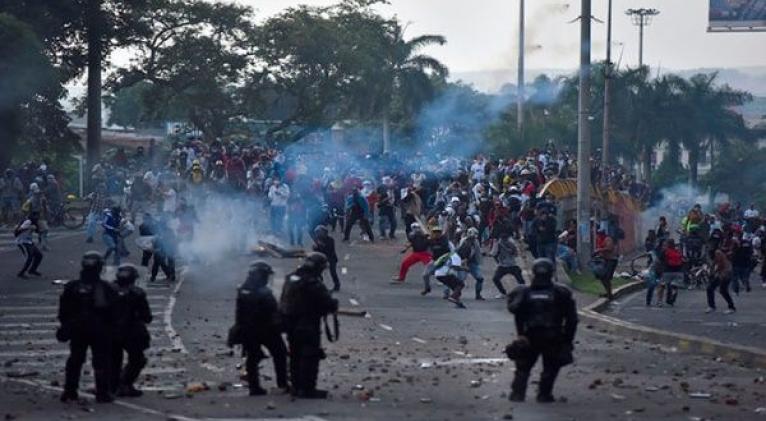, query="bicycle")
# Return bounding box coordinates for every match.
[48,195,89,230]
[686,260,710,290]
